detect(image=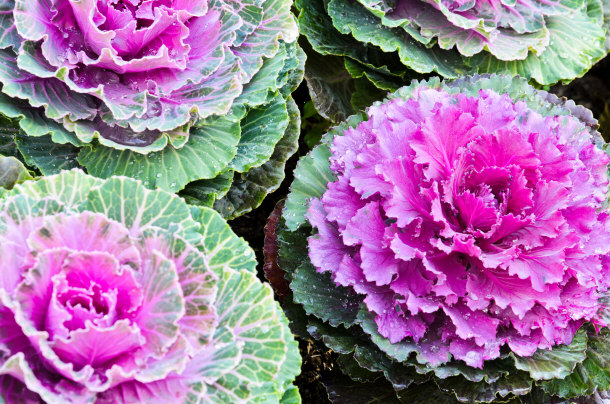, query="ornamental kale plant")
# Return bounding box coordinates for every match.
[273,75,610,402]
[0,0,303,218]
[296,0,610,122]
[0,169,300,403]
